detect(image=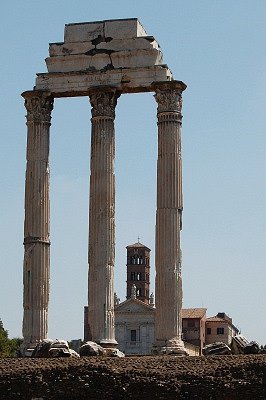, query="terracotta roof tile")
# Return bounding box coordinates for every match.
[126,242,151,250]
[206,316,225,322]
[181,308,207,319]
